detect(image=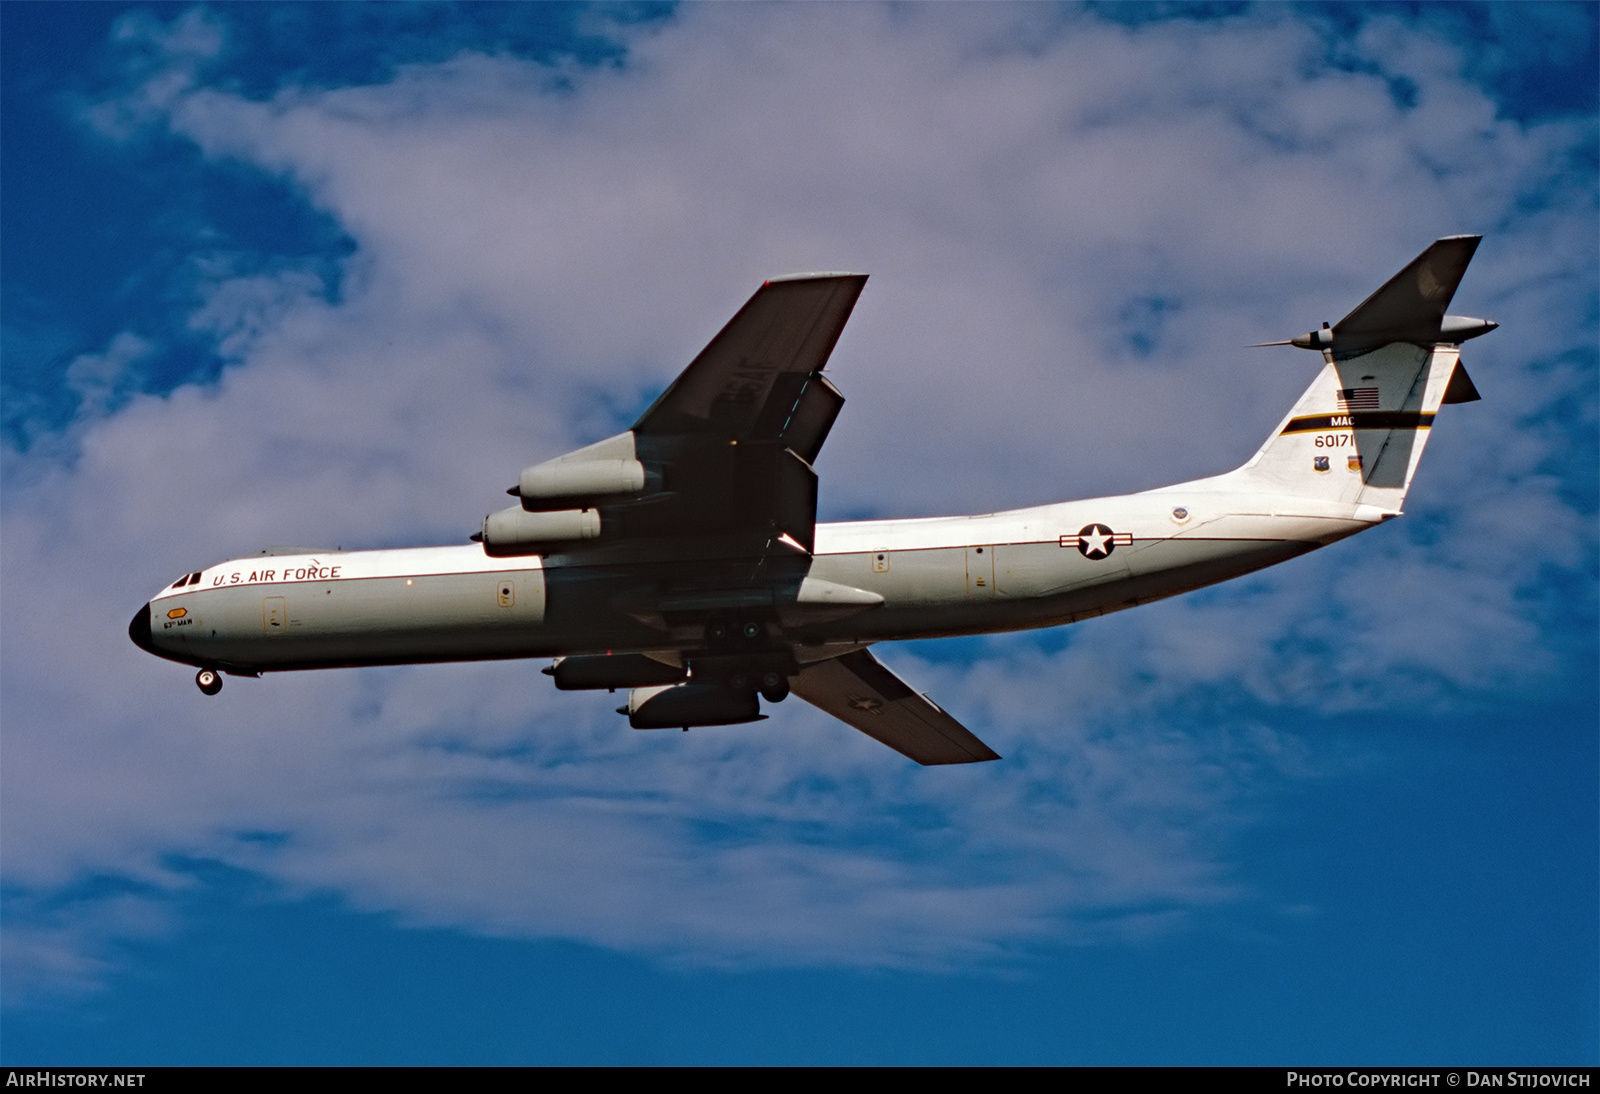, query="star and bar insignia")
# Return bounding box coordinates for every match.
[1060,524,1133,559]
